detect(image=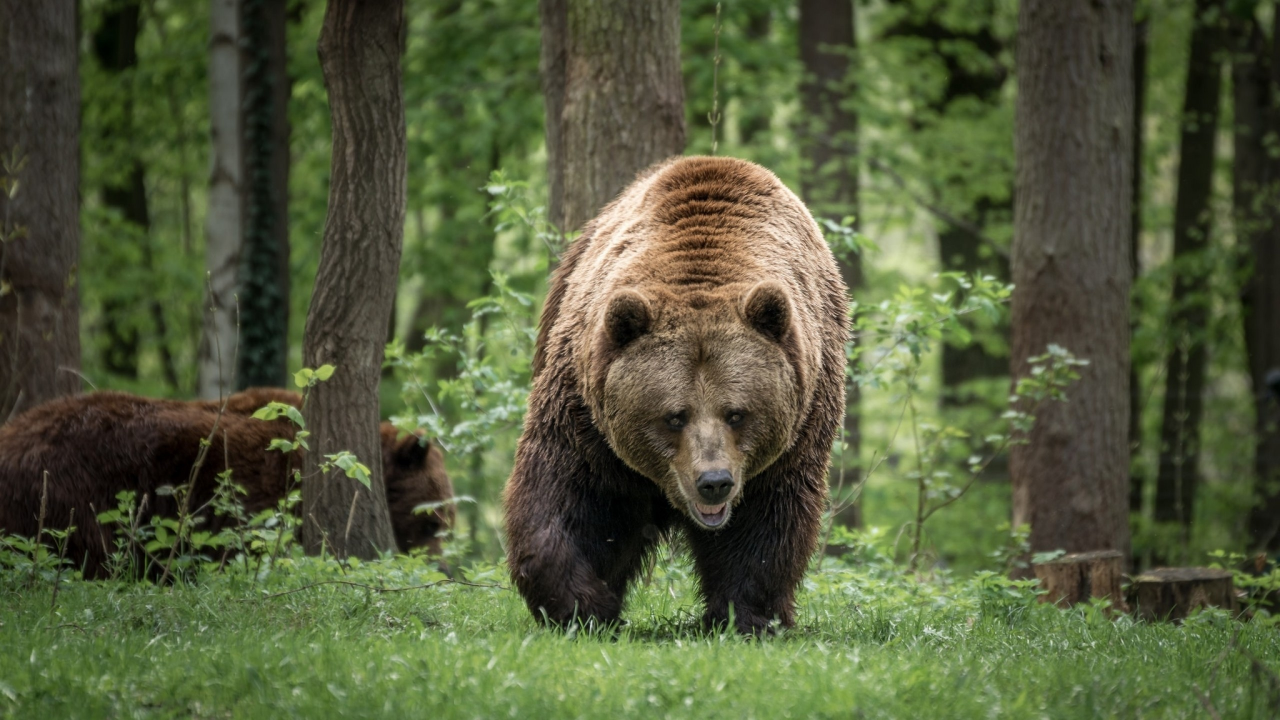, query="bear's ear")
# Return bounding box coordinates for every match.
[741,281,791,343]
[604,289,652,349]
[393,432,428,469]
